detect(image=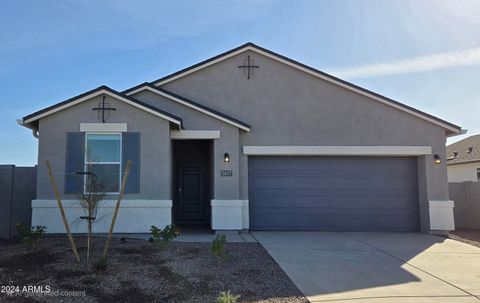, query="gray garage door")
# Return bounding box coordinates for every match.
[249,157,419,231]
